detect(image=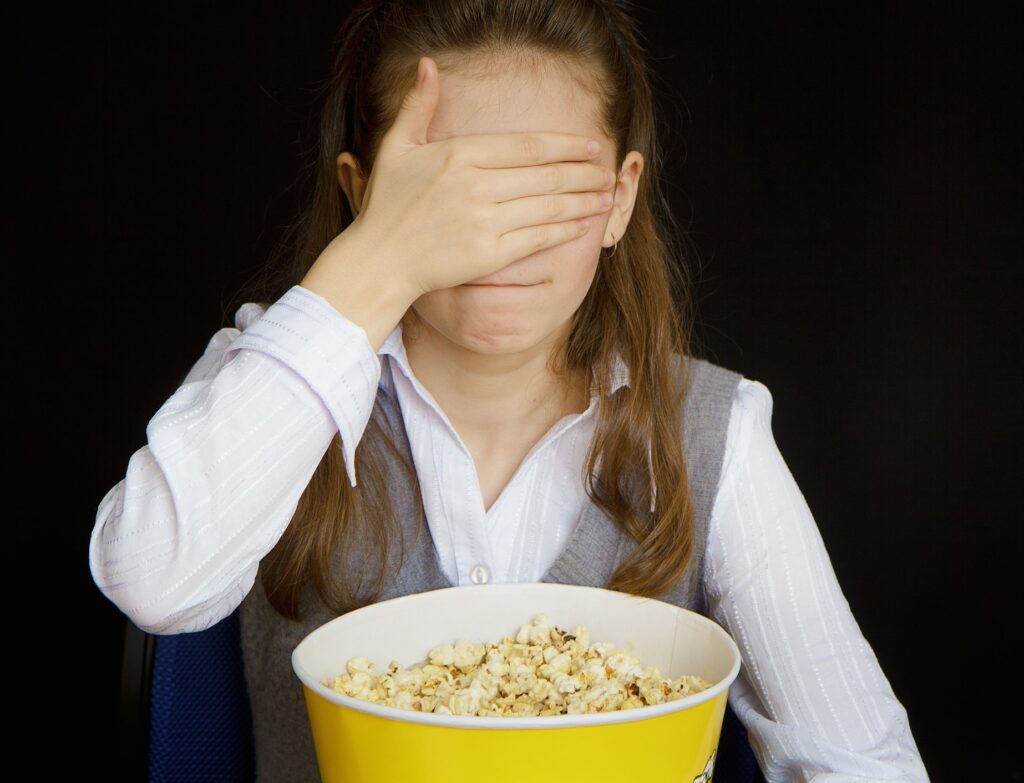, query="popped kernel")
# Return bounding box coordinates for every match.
[322,614,714,717]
